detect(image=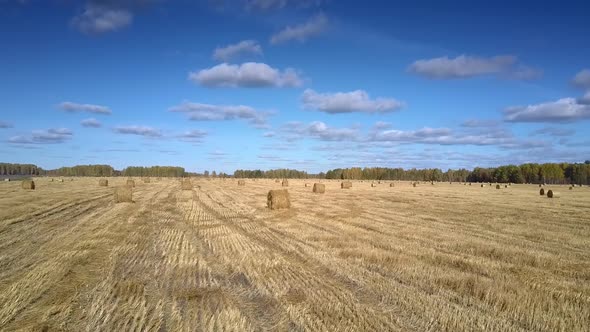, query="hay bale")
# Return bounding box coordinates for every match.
[539,188,545,196]
[539,184,543,187]
[413,182,417,187]
[267,189,290,210]
[390,183,395,187]
[59,179,64,182]
[3,178,9,182]
[238,180,245,186]
[481,184,485,188]
[431,181,435,185]
[504,184,508,188]
[496,184,501,189]
[21,180,35,190]
[313,183,325,194]
[469,183,472,186]
[50,178,53,182]
[126,179,135,188]
[282,179,289,187]
[341,181,352,189]
[305,183,310,187]
[371,182,377,187]
[569,186,573,190]
[181,179,192,190]
[99,179,109,187]
[114,186,133,203]
[547,190,559,198]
